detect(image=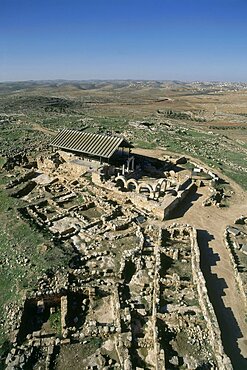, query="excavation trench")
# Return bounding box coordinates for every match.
[197,230,247,369]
